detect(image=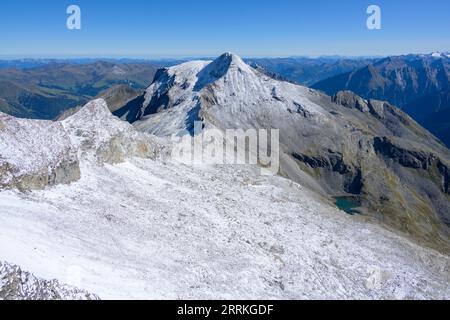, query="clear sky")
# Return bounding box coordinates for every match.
[0,0,449,58]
